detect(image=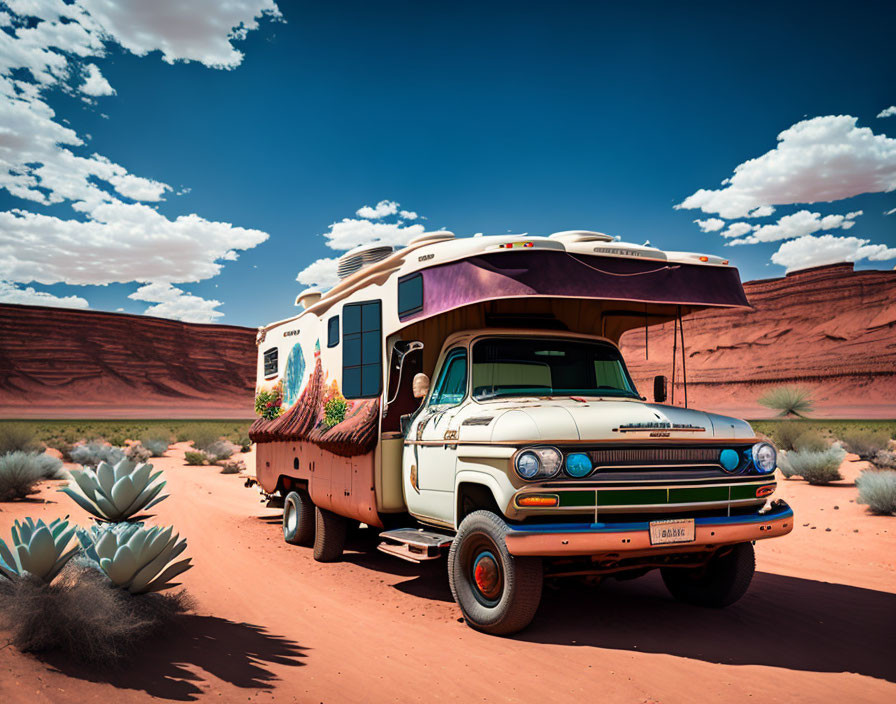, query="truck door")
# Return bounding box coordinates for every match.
[406,346,468,525]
